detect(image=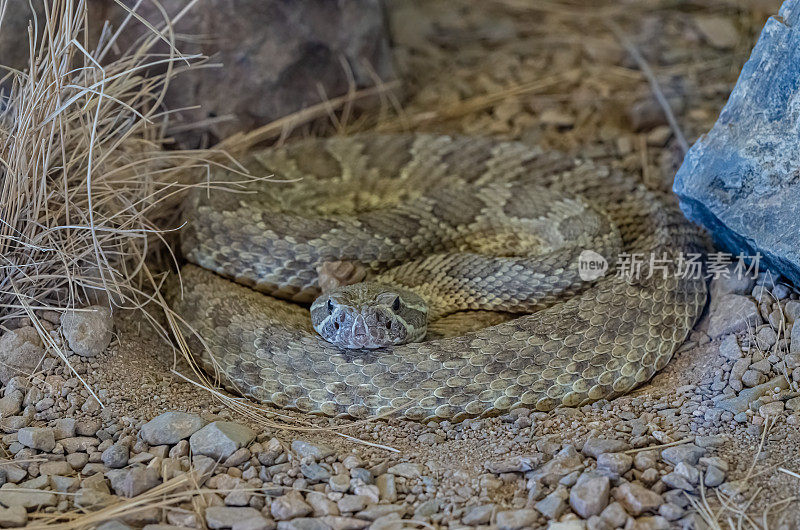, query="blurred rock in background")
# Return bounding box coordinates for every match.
[0,3,44,87]
[2,0,396,146]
